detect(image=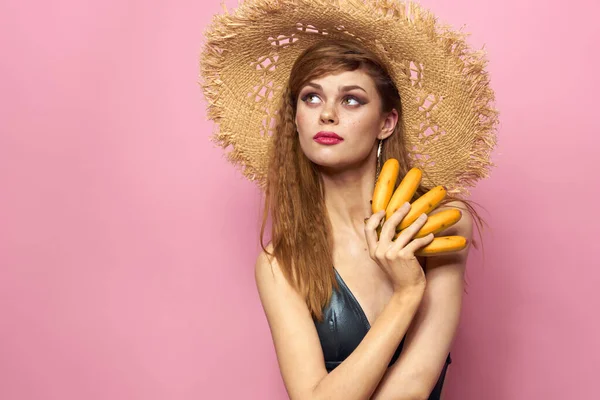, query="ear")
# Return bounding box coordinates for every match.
[378,108,399,140]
